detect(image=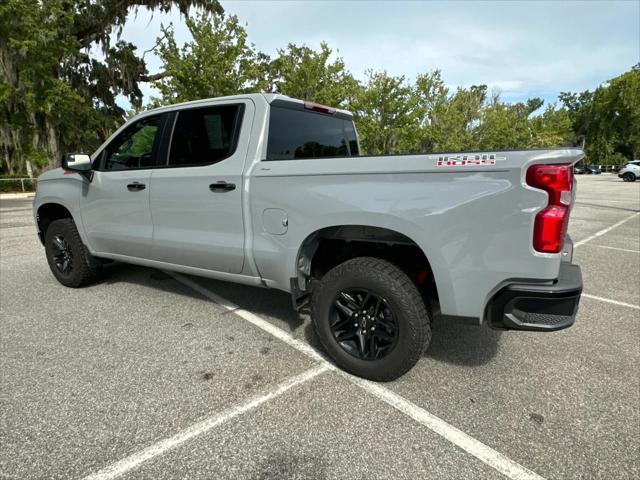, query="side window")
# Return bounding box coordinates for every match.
[344,121,359,156]
[267,107,350,160]
[168,105,242,167]
[102,115,163,170]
